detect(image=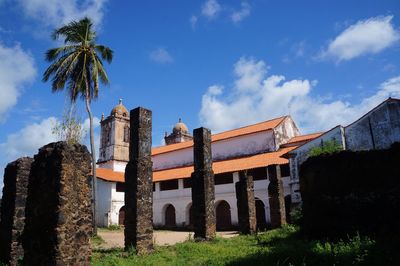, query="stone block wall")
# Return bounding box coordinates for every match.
[235,171,256,234]
[300,142,400,238]
[191,127,216,240]
[0,157,33,265]
[22,142,92,265]
[124,107,154,255]
[268,165,286,228]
